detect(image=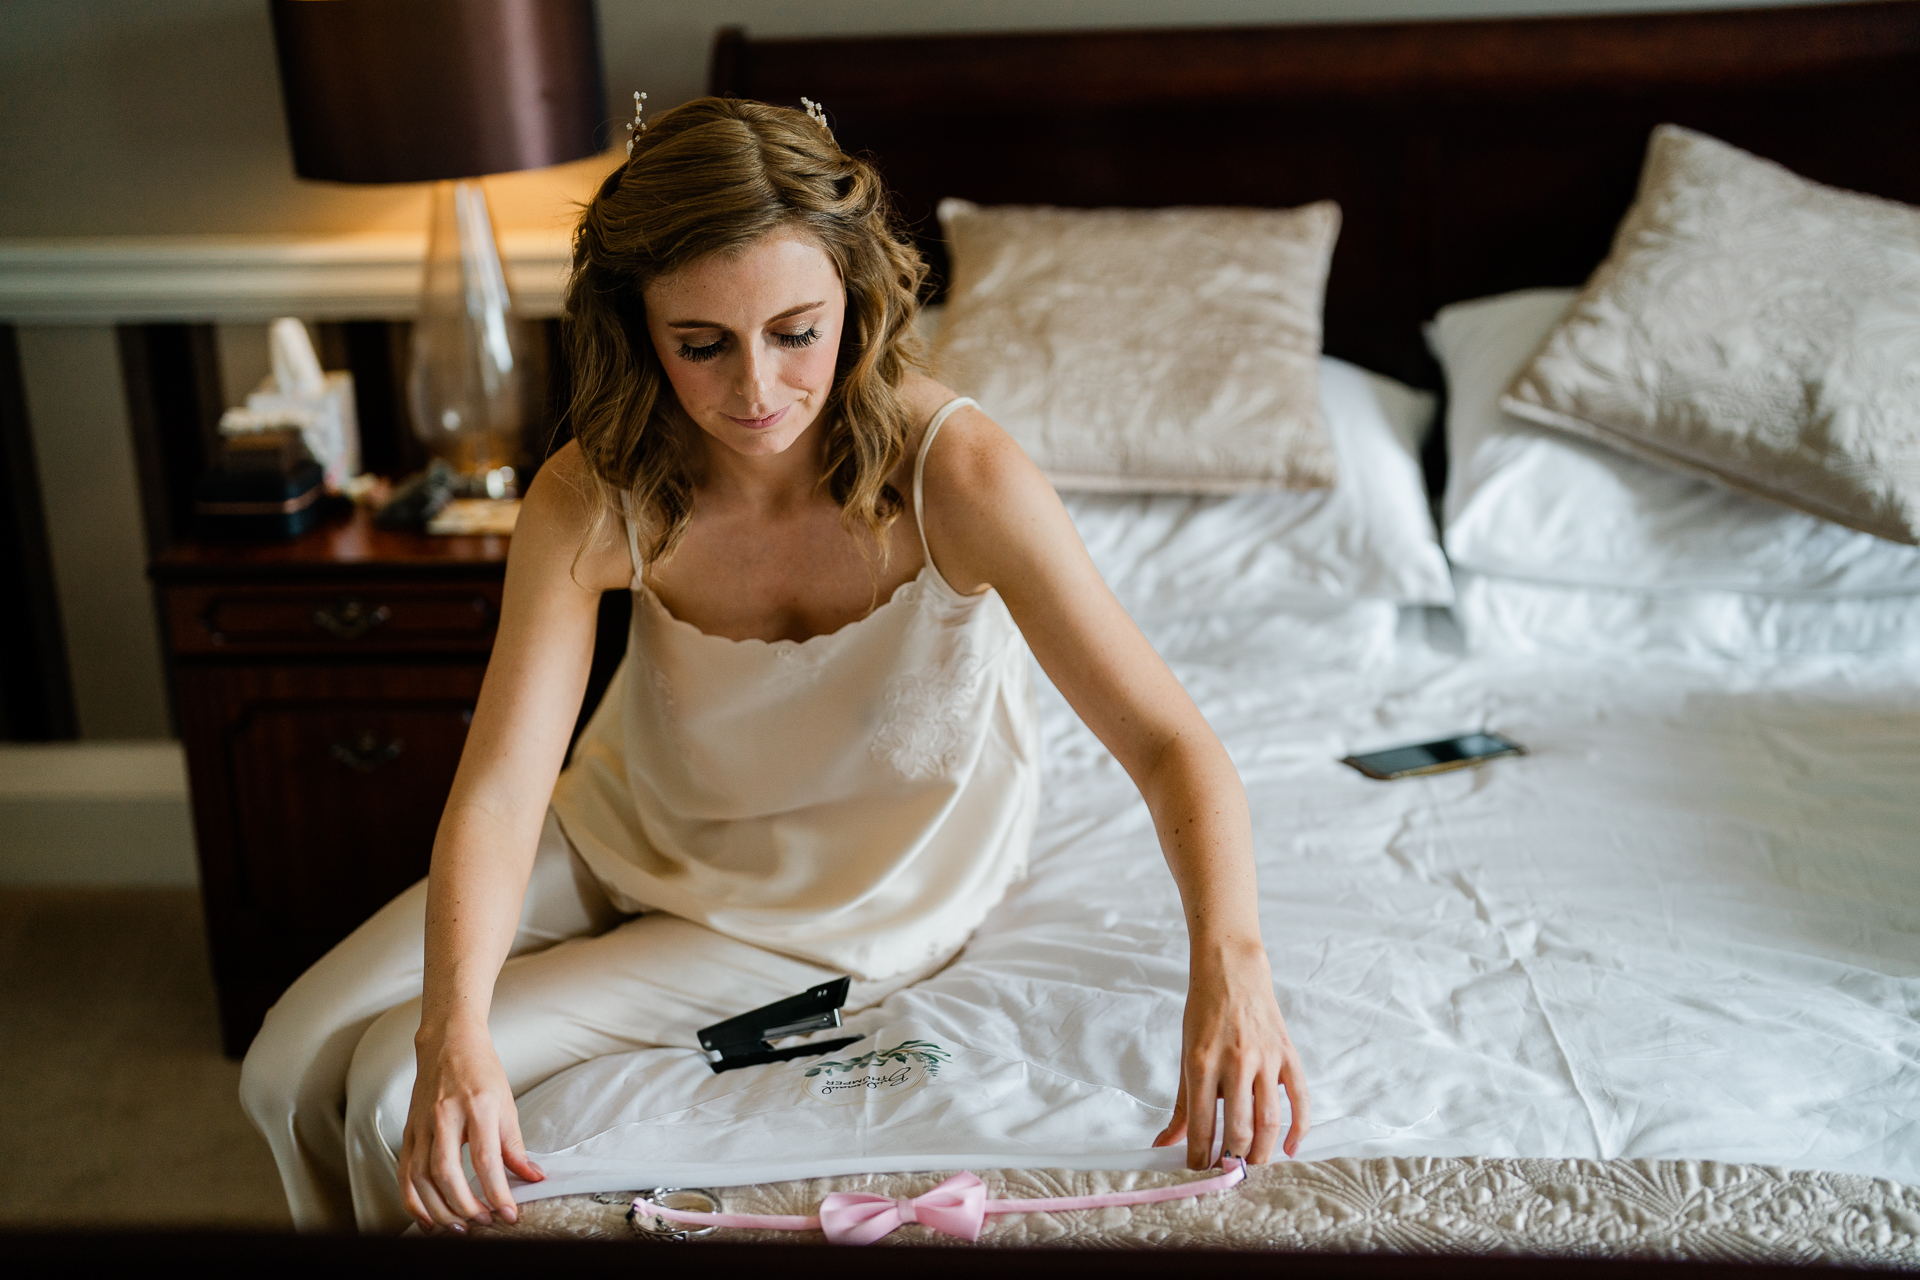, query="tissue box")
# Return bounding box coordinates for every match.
[195,458,327,541]
[217,426,312,475]
[221,369,359,492]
